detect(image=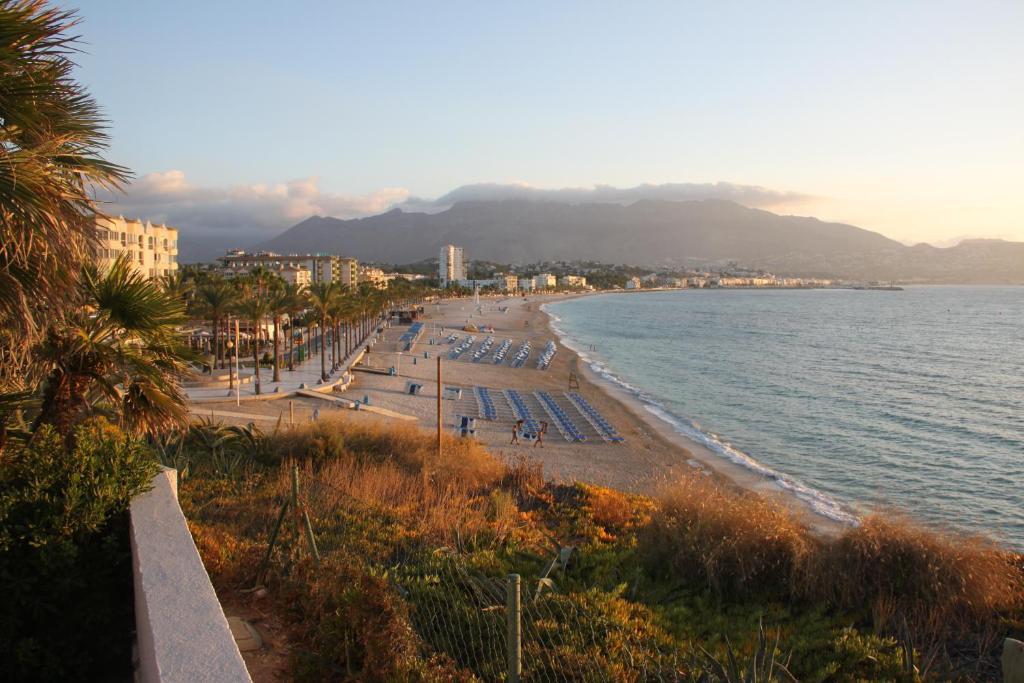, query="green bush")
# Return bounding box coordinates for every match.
[0,420,158,681]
